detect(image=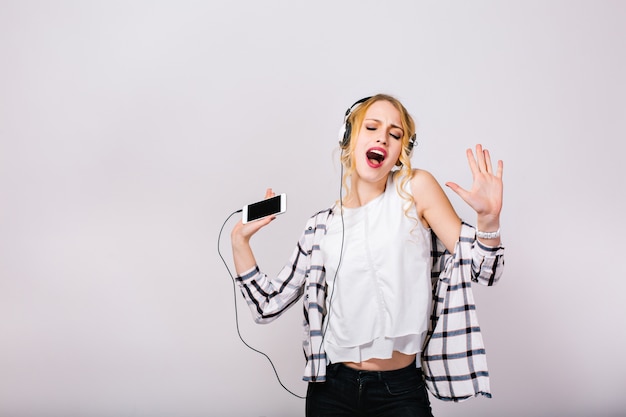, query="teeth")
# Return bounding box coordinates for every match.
[366,149,385,164]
